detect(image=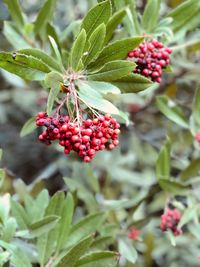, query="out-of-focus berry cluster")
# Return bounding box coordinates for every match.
[160,209,182,236]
